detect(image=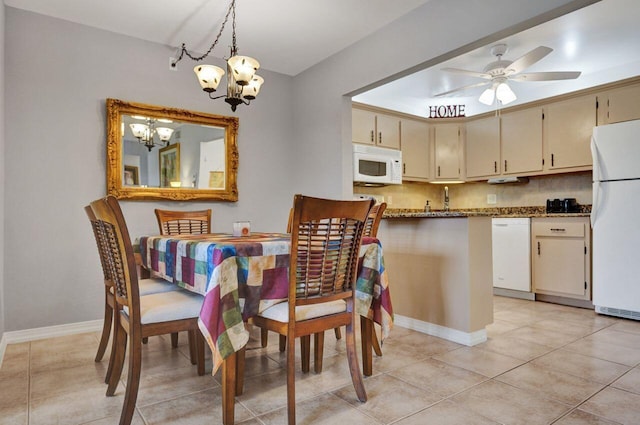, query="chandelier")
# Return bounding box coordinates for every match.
[129,116,174,151]
[171,0,264,112]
